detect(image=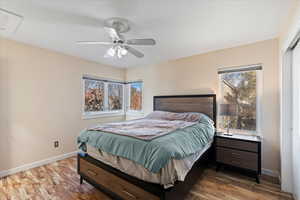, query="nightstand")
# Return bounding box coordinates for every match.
[215,132,262,183]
